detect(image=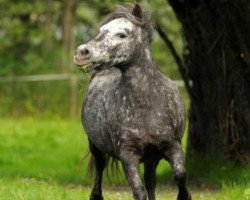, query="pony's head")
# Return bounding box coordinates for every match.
[74,4,153,72]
